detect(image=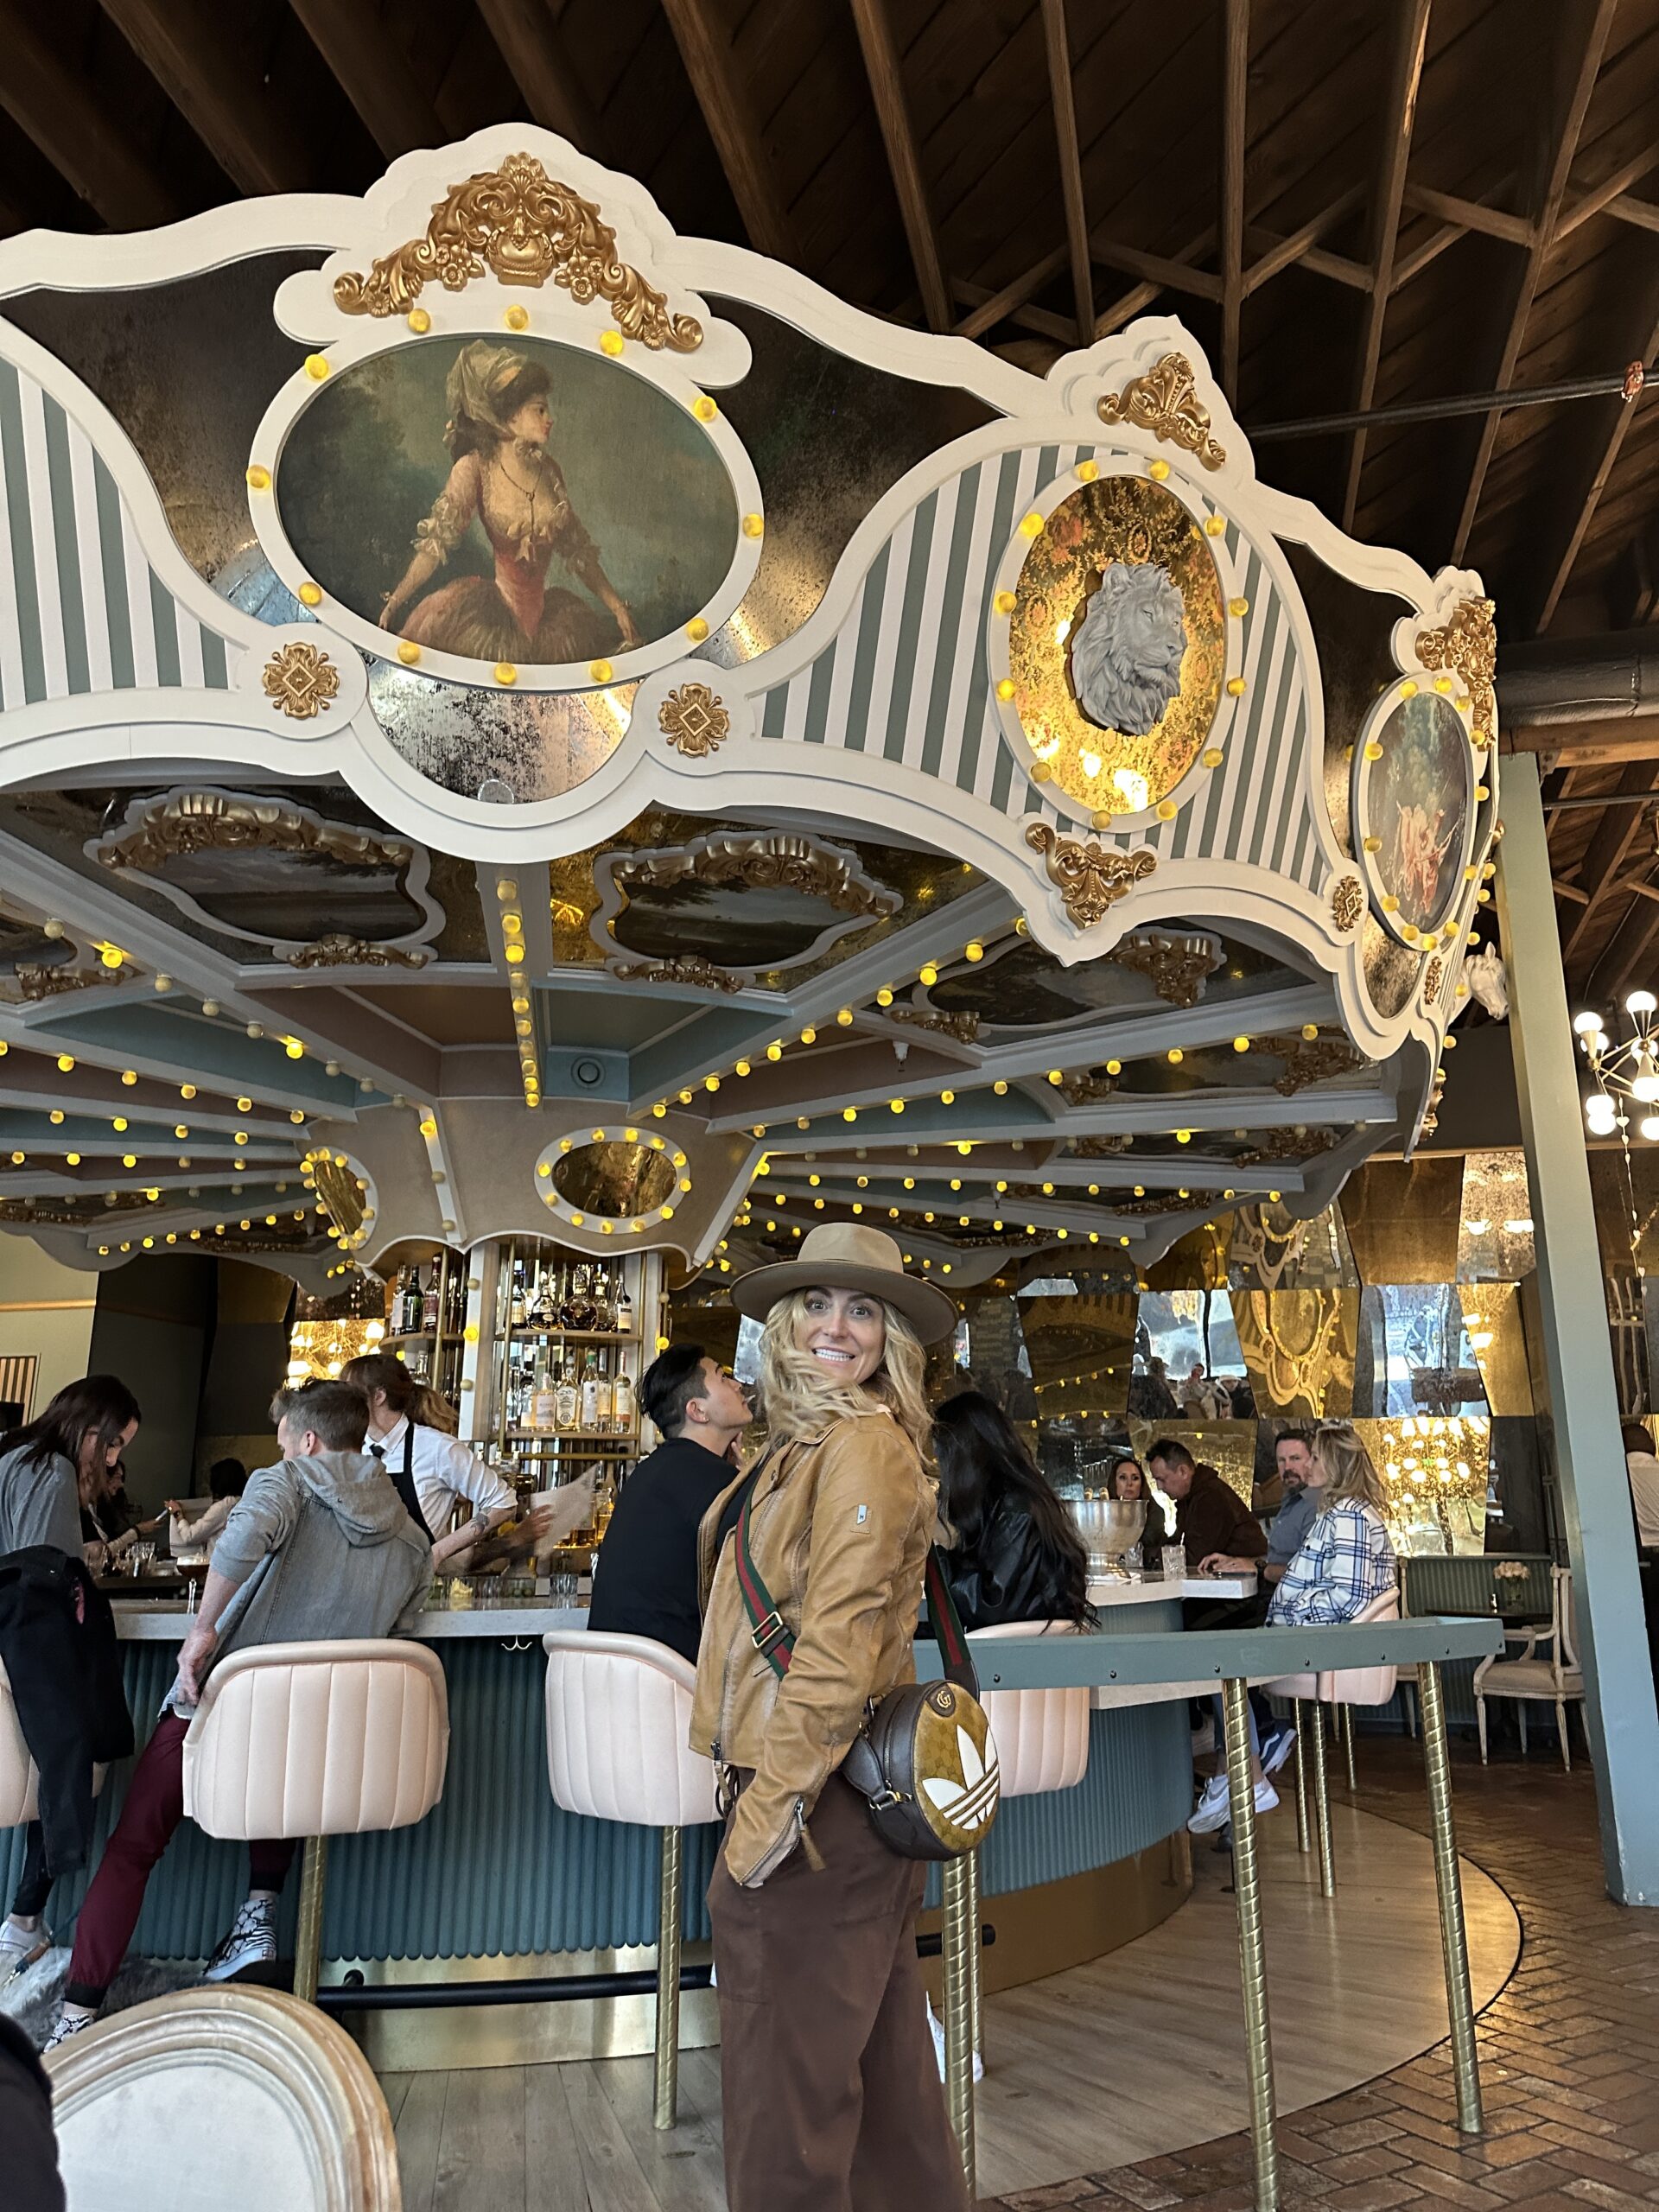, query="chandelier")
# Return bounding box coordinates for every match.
[1575,991,1659,1140]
